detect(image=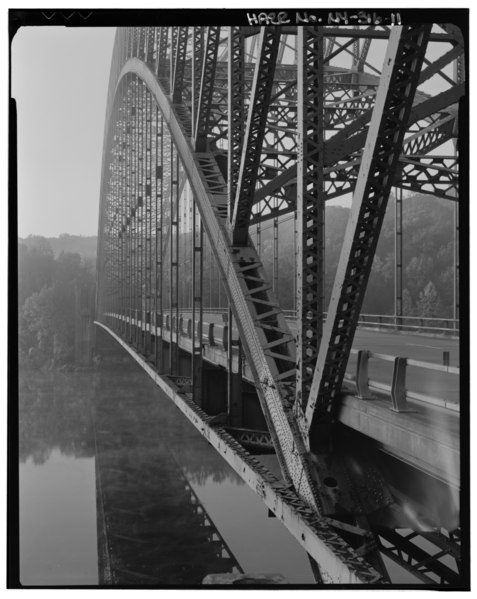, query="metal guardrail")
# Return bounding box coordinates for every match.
[283,310,459,335]
[106,311,459,413]
[197,308,459,336]
[345,349,459,413]
[354,313,459,335]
